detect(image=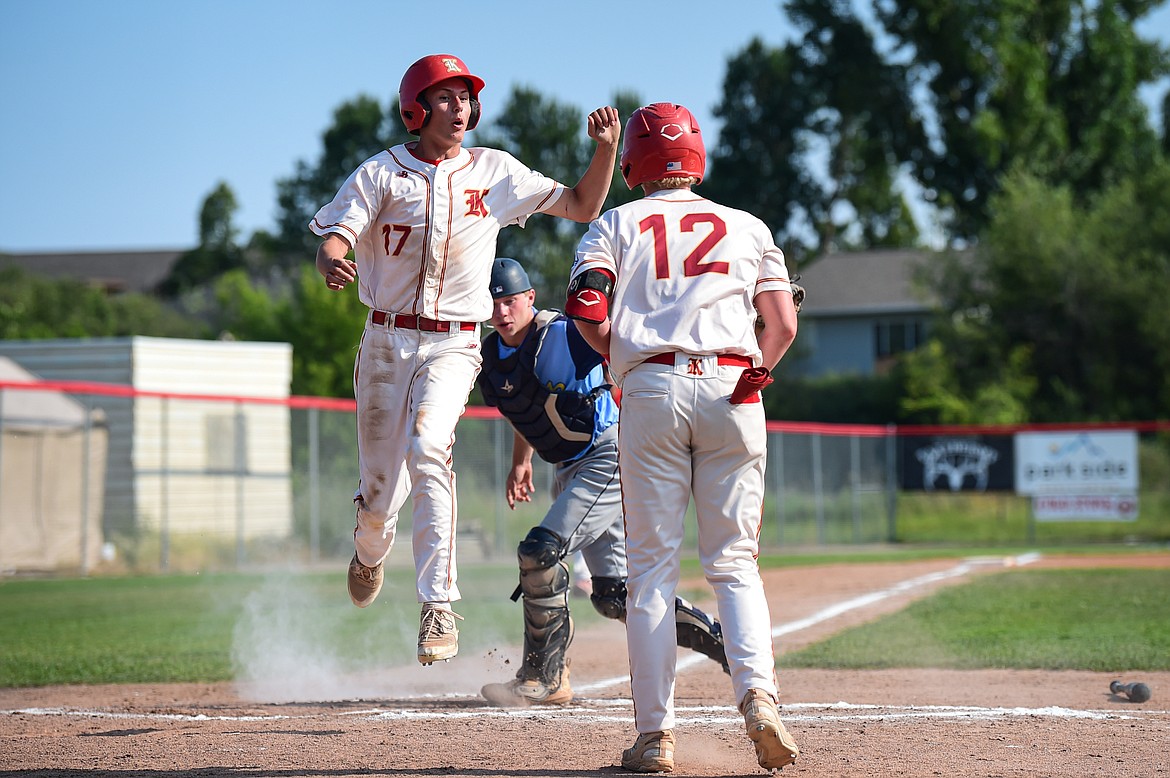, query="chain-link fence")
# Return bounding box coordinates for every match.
[2,379,1168,575]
